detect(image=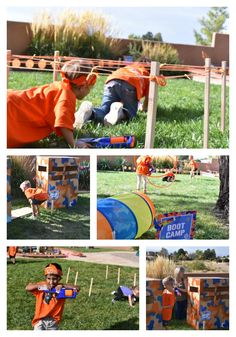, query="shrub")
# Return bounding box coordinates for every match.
[186,260,209,271]
[78,162,90,191]
[10,156,35,198]
[28,10,119,59]
[146,255,176,279]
